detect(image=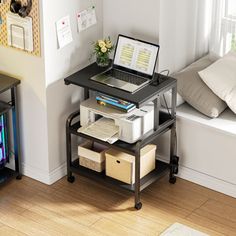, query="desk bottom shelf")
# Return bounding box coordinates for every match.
[70,159,169,192]
[0,167,18,185]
